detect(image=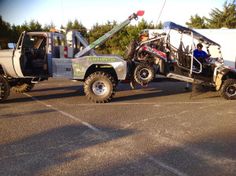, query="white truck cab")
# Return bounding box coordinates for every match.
[0,31,65,78]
